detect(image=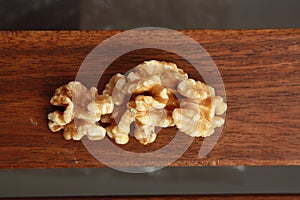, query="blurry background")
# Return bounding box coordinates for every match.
[0,0,299,30]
